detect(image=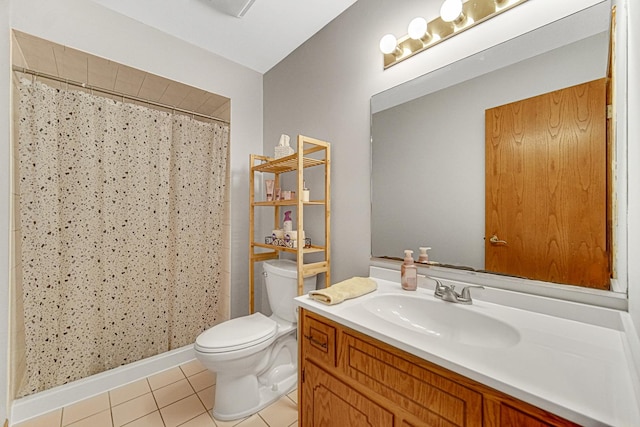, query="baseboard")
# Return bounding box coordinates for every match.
[11,345,195,425]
